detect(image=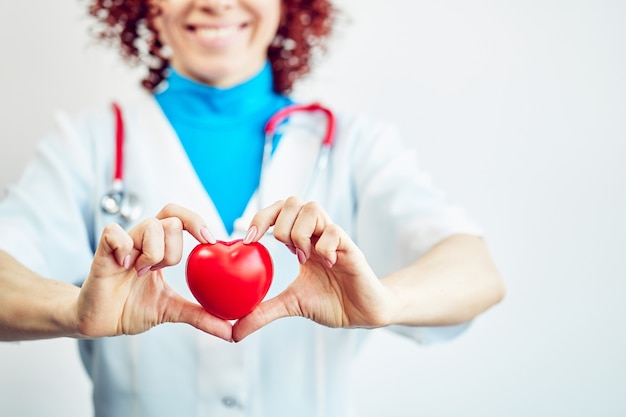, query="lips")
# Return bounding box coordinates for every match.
[186,22,247,43]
